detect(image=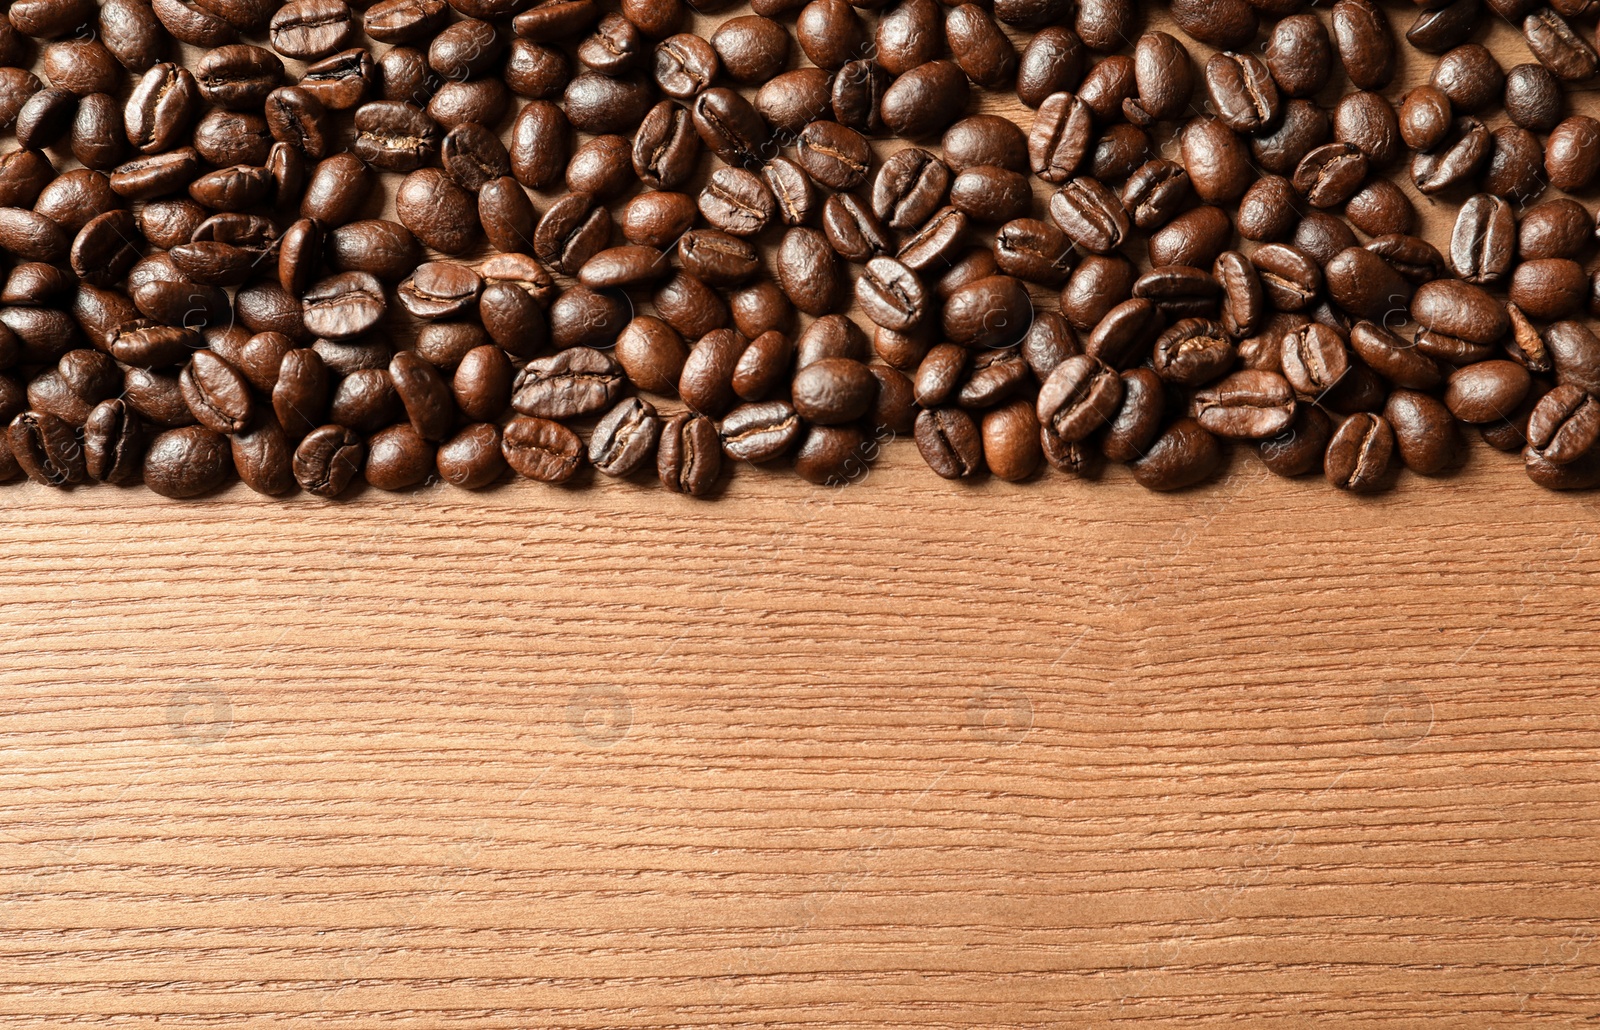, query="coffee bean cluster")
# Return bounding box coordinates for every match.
[2,0,1600,497]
